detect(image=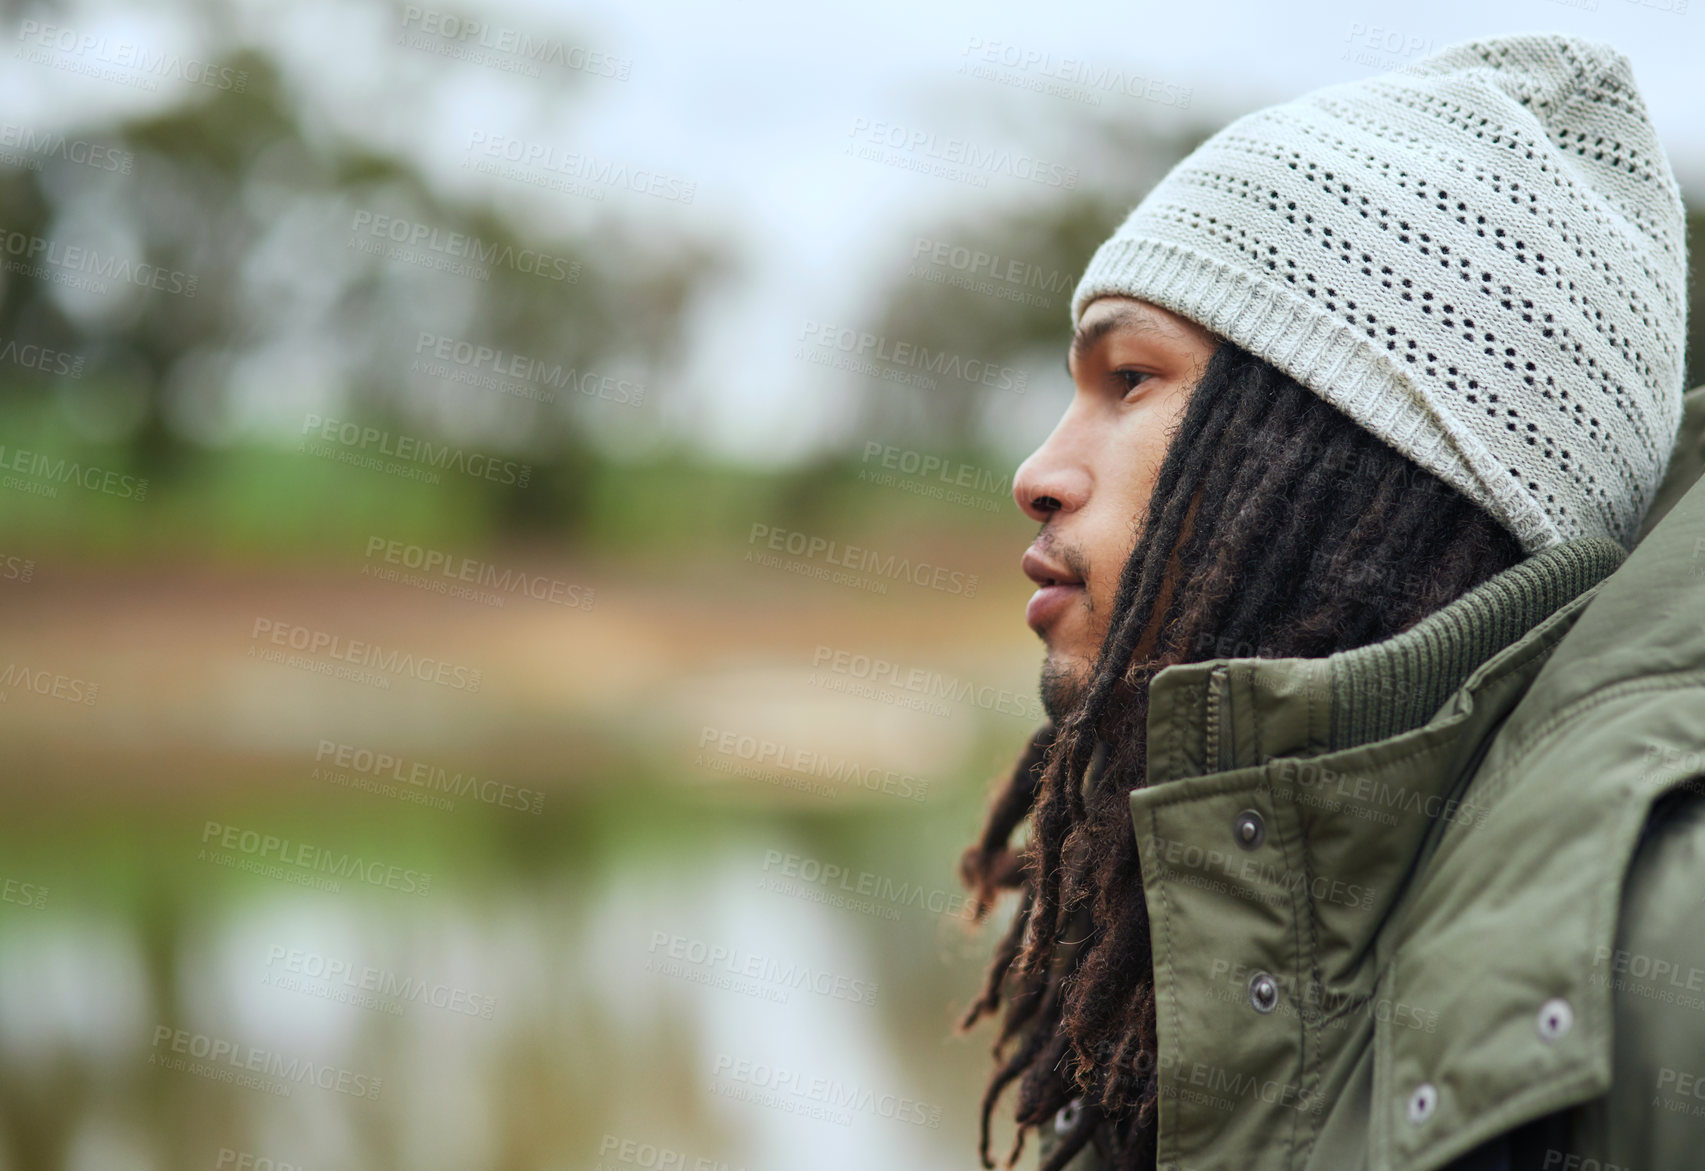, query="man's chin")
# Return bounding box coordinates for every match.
[1039,652,1090,724]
